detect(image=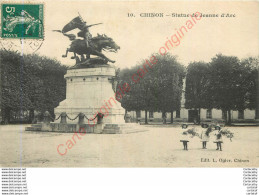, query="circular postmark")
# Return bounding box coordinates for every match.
[0,38,44,53]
